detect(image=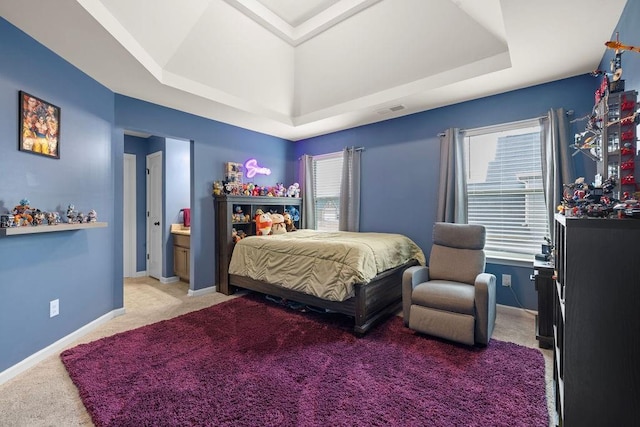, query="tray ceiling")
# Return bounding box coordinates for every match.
[0,0,628,140]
